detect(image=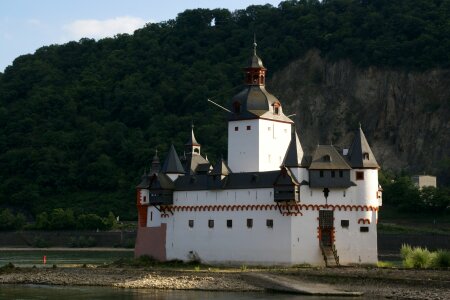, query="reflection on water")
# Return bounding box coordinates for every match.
[0,284,358,300]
